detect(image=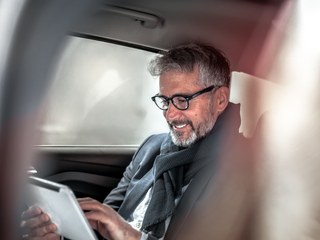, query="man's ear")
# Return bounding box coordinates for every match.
[216,86,230,114]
